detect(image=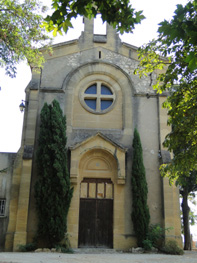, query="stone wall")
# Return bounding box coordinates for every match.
[0,153,16,251]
